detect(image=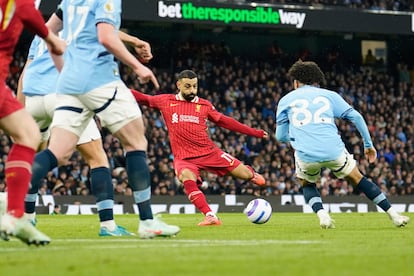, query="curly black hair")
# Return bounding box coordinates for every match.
[288,60,326,86]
